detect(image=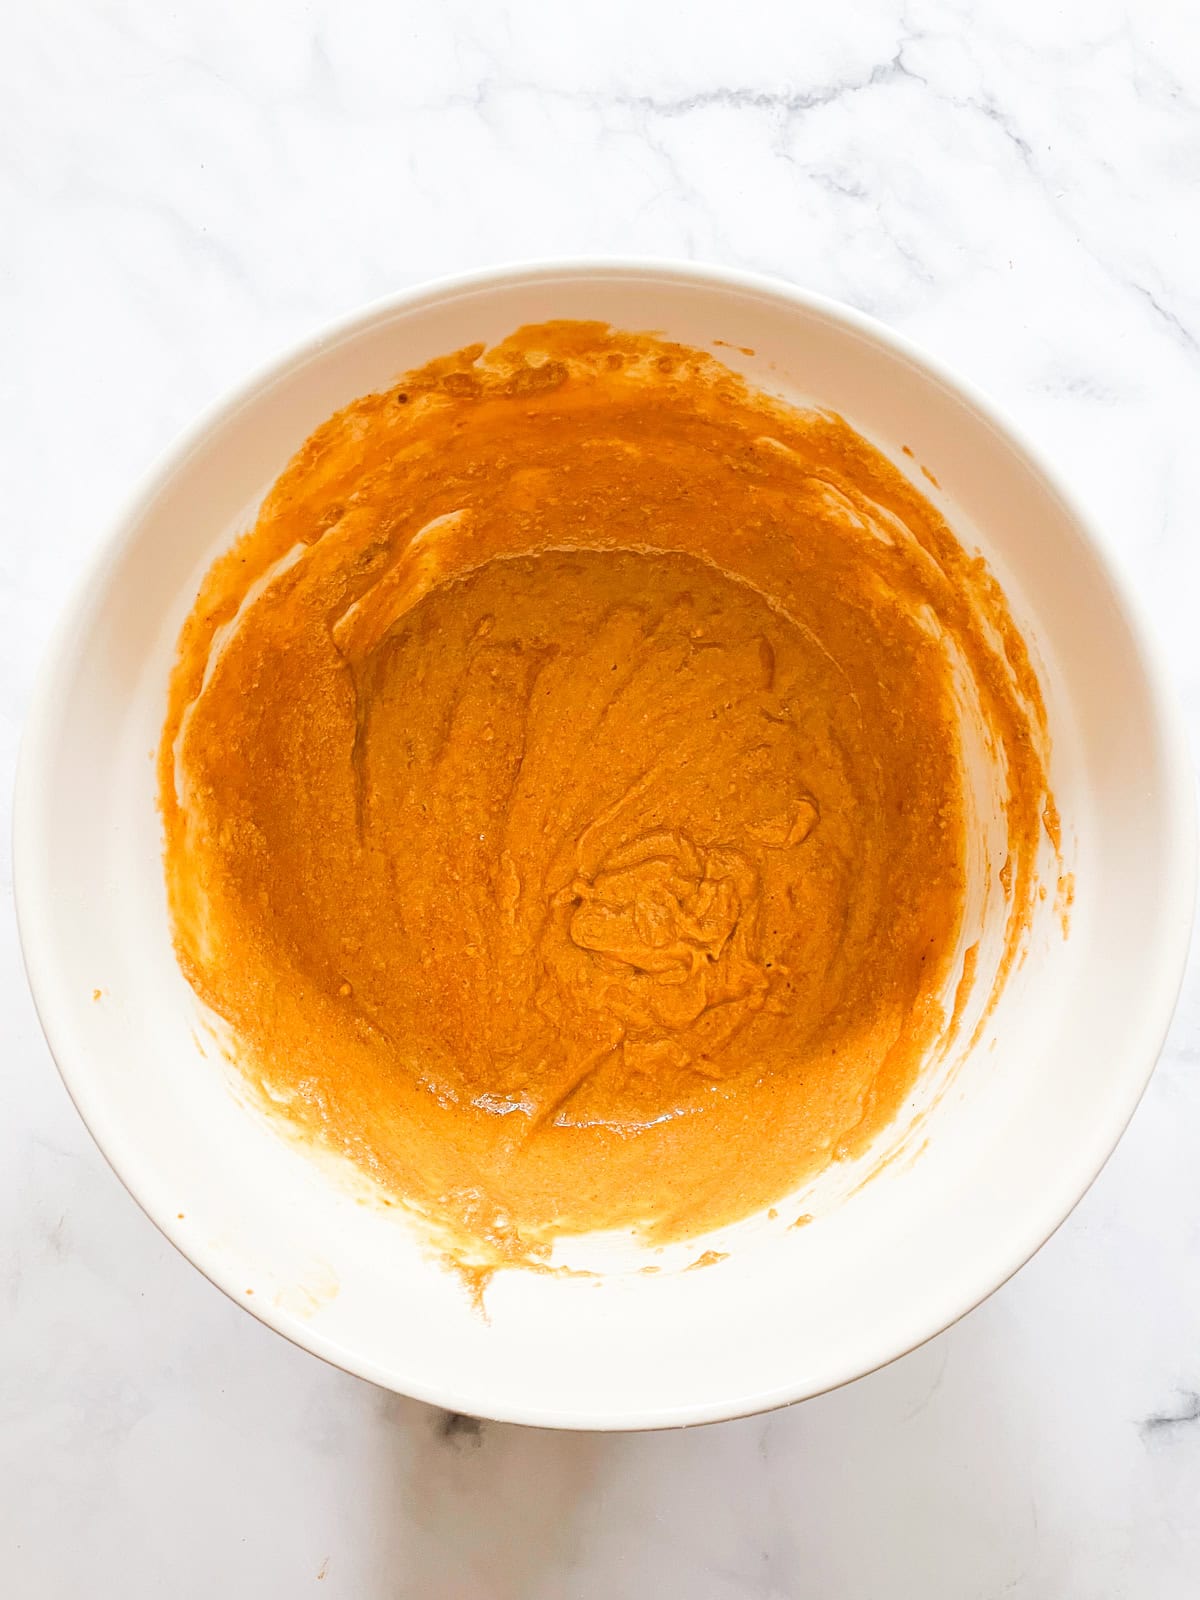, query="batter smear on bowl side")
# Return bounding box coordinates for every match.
[159,321,1054,1276]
